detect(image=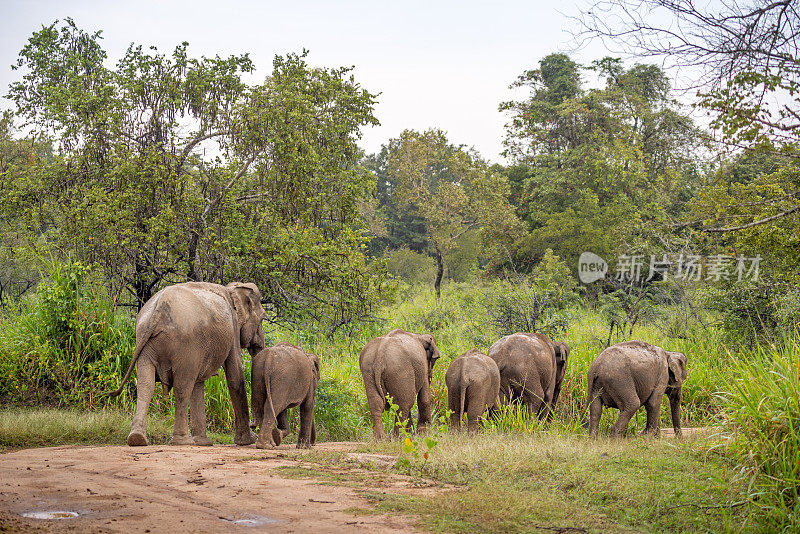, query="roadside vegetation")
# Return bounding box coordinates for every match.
[1,259,798,530]
[2,6,800,531]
